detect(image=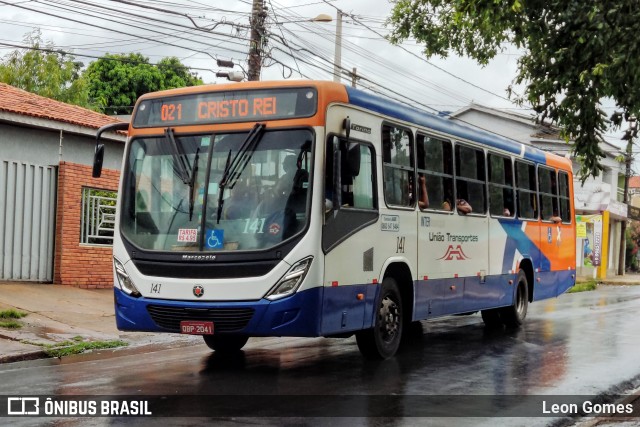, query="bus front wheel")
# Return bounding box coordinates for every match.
[203,335,249,353]
[500,270,529,328]
[356,277,403,360]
